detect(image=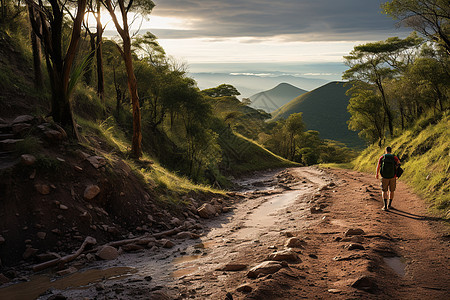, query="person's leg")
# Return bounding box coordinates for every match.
[381,178,389,210]
[388,178,397,208]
